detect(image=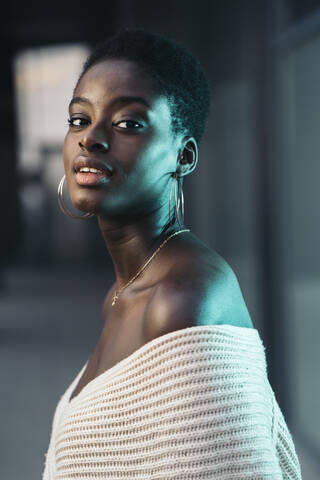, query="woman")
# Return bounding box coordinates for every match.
[43,29,302,479]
